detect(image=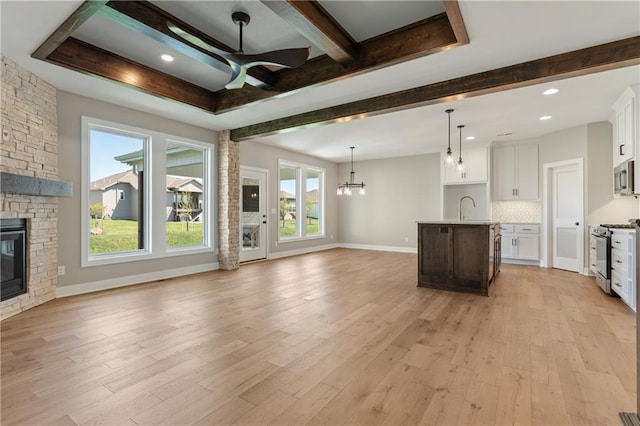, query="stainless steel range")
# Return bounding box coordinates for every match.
[591,225,612,294]
[591,223,636,295]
